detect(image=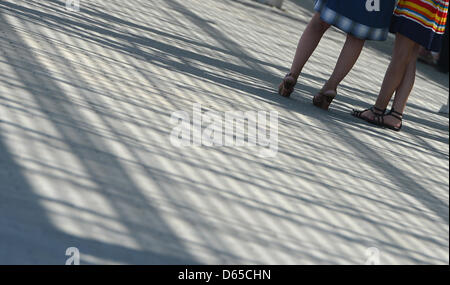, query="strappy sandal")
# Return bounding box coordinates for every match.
[378,108,403,132]
[278,73,297,98]
[312,91,337,111]
[351,106,386,125]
